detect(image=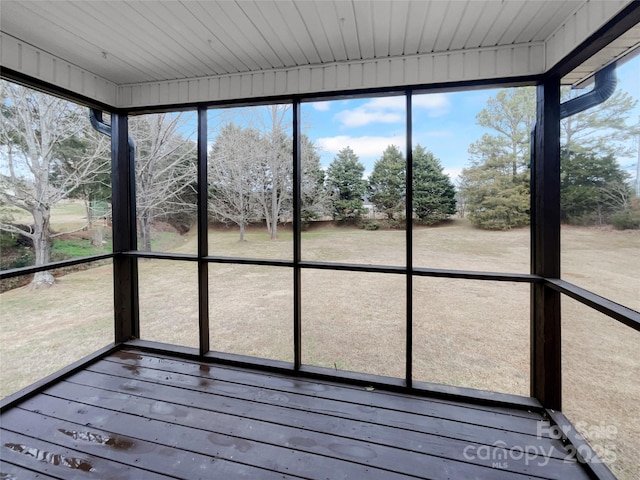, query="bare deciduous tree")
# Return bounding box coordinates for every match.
[0,81,110,287]
[253,105,291,240]
[130,113,197,251]
[208,123,262,242]
[208,106,327,238]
